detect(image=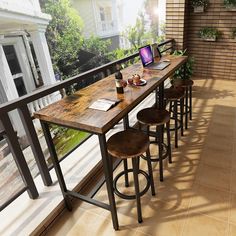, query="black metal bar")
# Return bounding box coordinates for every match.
[98,134,119,230]
[88,159,121,199]
[180,98,184,136]
[158,82,165,109]
[190,86,192,120]
[123,115,129,130]
[0,187,27,211]
[122,114,130,187]
[0,113,38,199]
[158,126,164,182]
[132,157,142,223]
[185,87,189,130]
[174,101,178,148]
[123,159,129,187]
[146,148,155,196]
[160,46,173,54]
[66,191,110,210]
[155,88,159,108]
[40,121,72,211]
[166,121,172,164]
[18,105,52,186]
